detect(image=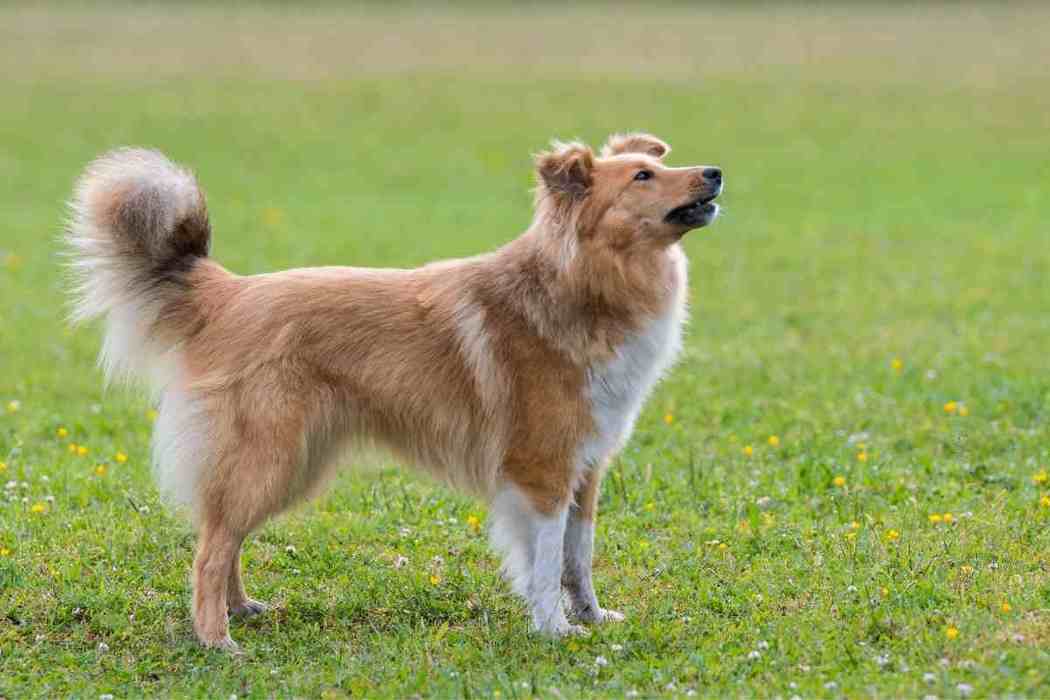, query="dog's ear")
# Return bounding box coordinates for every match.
[600,133,671,159]
[535,141,595,198]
